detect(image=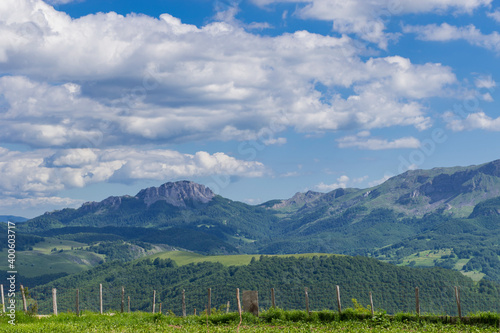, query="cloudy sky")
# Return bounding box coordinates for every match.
[1,0,500,217]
